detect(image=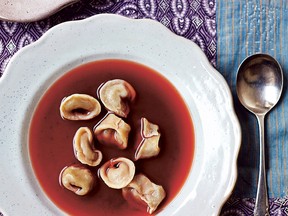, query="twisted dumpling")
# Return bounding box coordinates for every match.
[94,113,131,149]
[122,174,166,214]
